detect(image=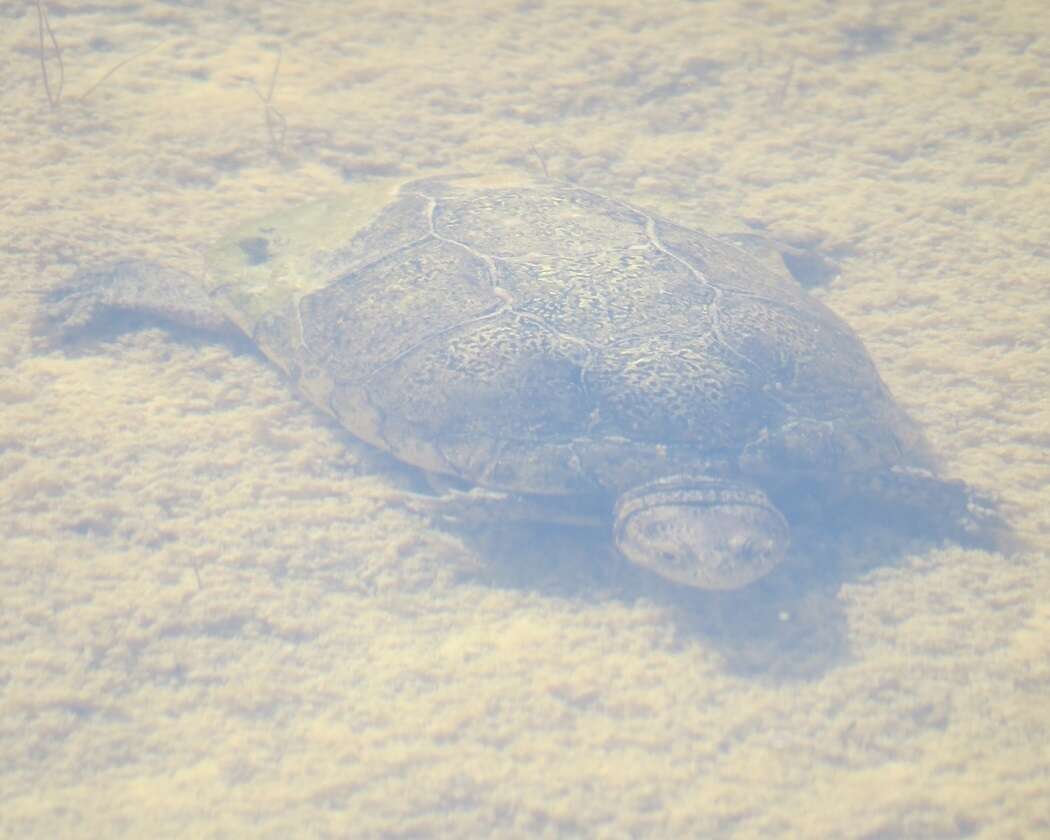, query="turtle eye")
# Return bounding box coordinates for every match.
[657,547,689,572]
